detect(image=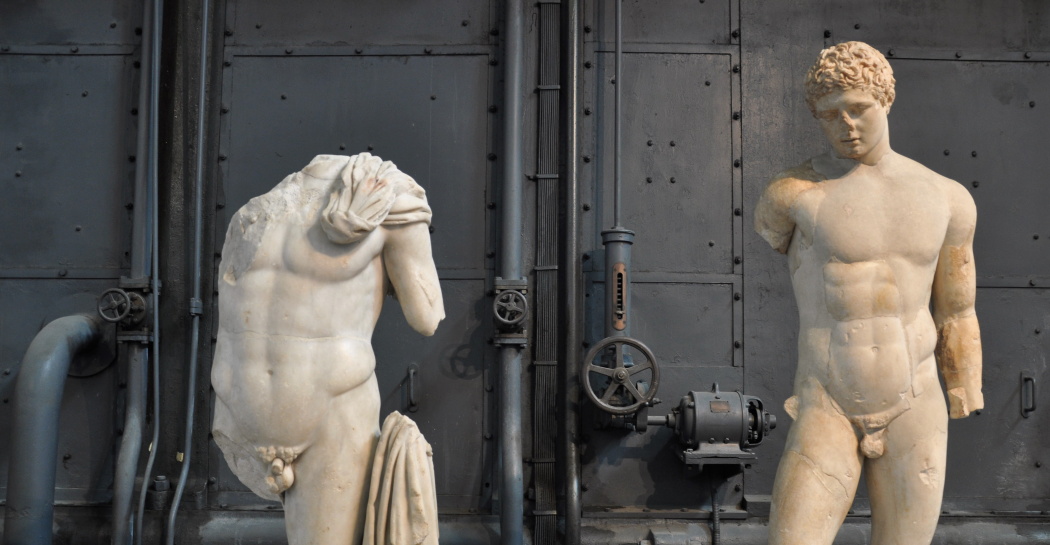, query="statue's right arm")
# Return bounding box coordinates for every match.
[754,172,814,253]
